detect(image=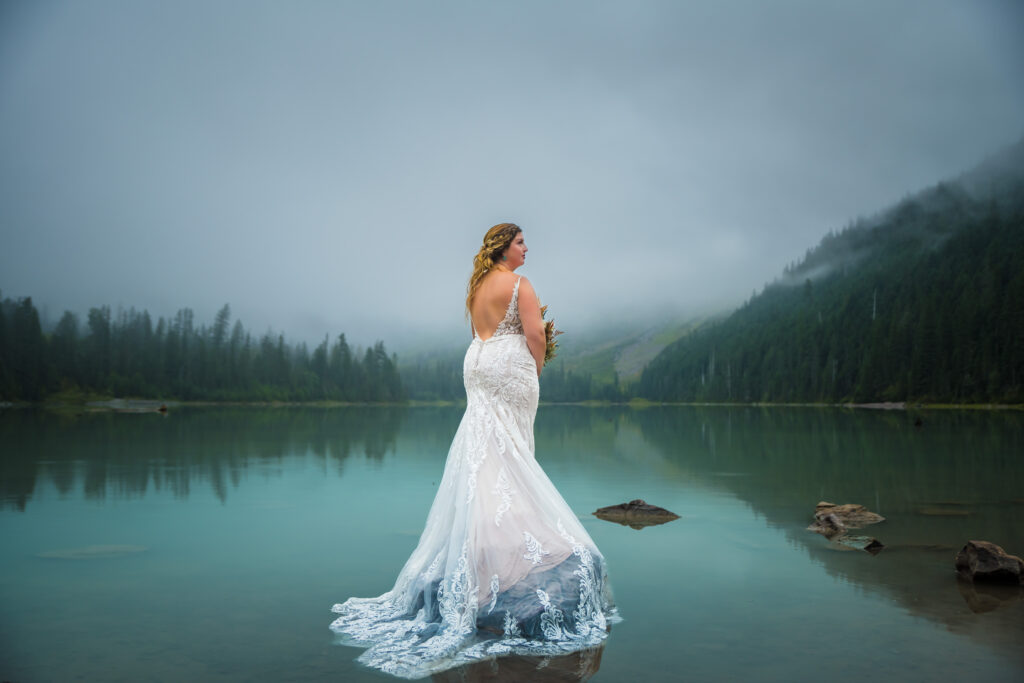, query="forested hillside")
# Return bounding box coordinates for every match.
[0,301,402,402]
[638,141,1024,404]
